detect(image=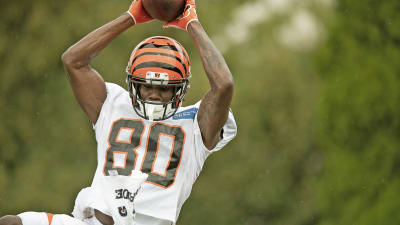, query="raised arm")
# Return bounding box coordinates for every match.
[164,0,234,149]
[61,0,152,124]
[61,13,132,124]
[188,22,234,150]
